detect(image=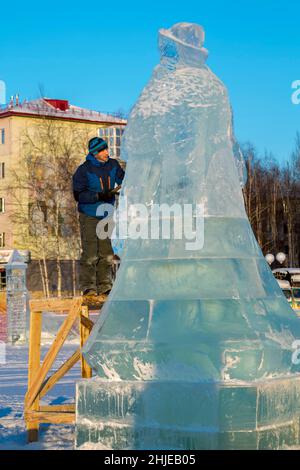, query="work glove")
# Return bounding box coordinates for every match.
[97,190,114,202]
[97,185,122,202]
